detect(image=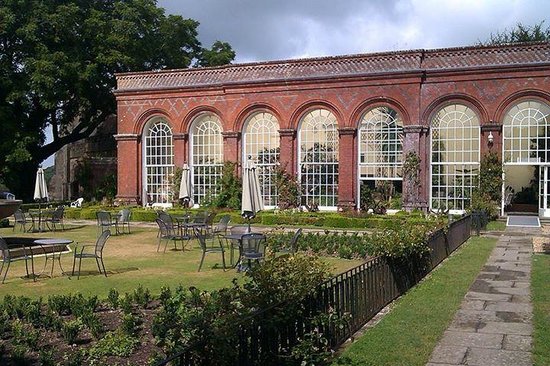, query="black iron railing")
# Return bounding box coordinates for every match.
[156,214,472,366]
